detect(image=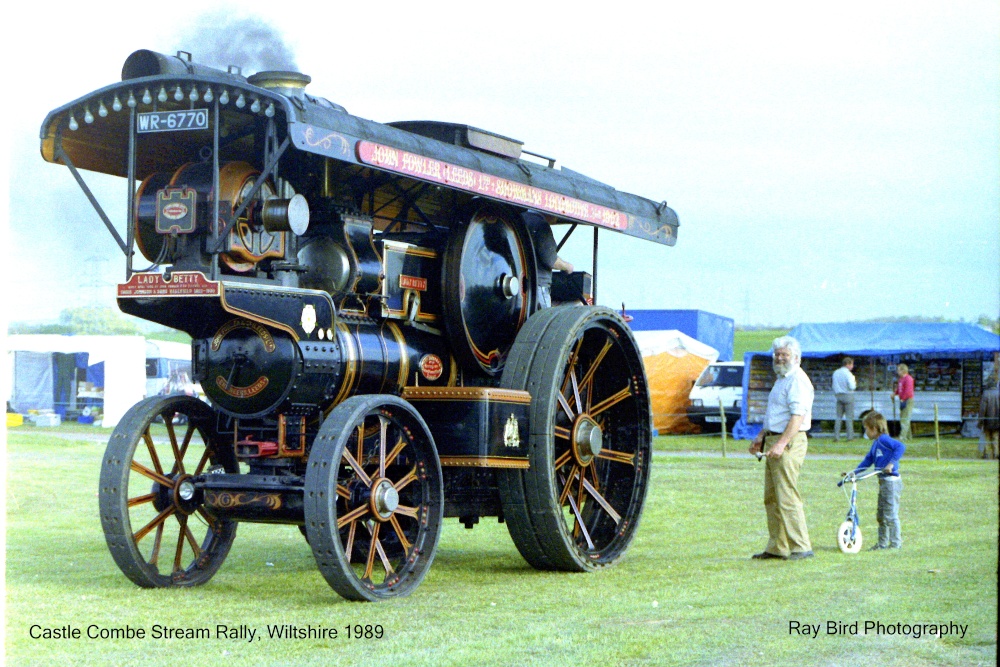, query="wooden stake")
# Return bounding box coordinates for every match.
[720,402,727,458]
[934,403,941,460]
